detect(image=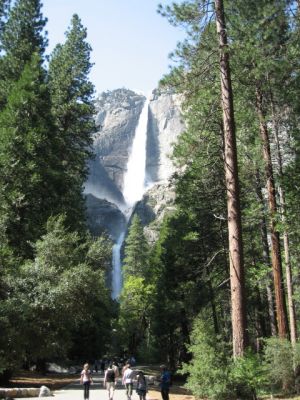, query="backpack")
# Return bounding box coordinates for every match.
[106,369,115,381]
